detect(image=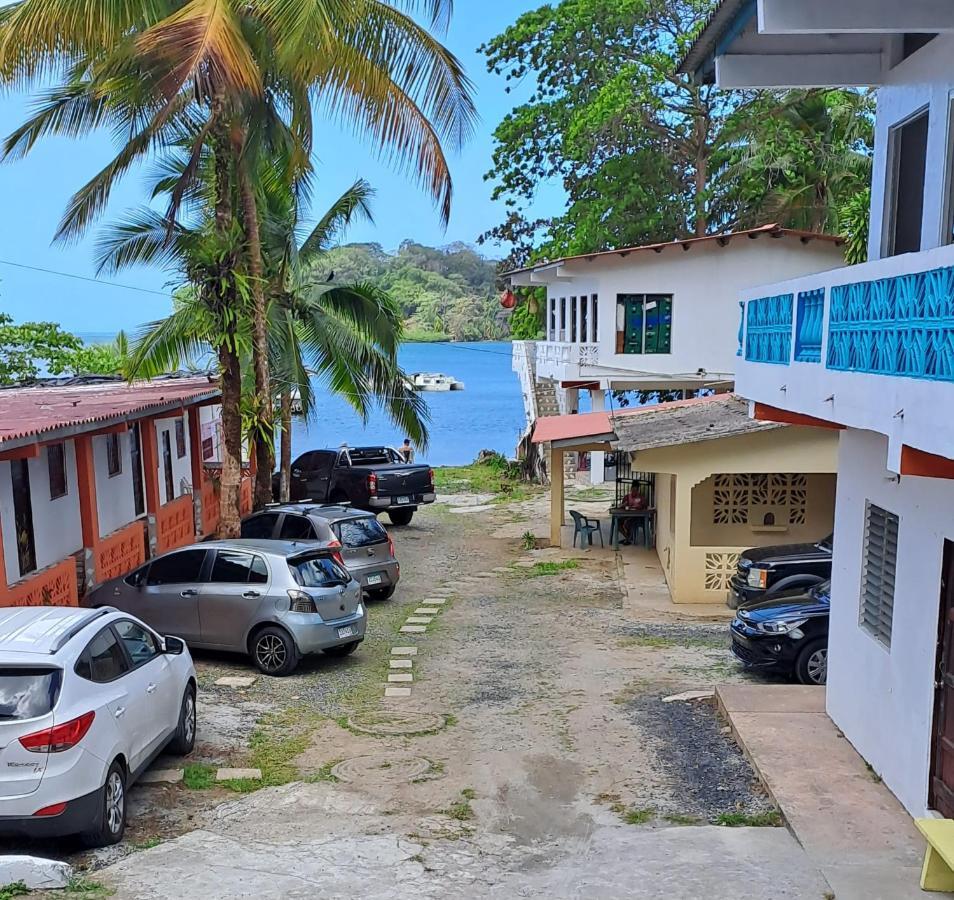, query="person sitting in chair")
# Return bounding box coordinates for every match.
[620,481,646,545]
